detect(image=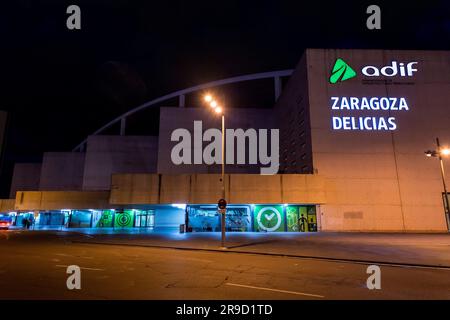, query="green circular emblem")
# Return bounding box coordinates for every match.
[117,212,131,227]
[257,207,282,231]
